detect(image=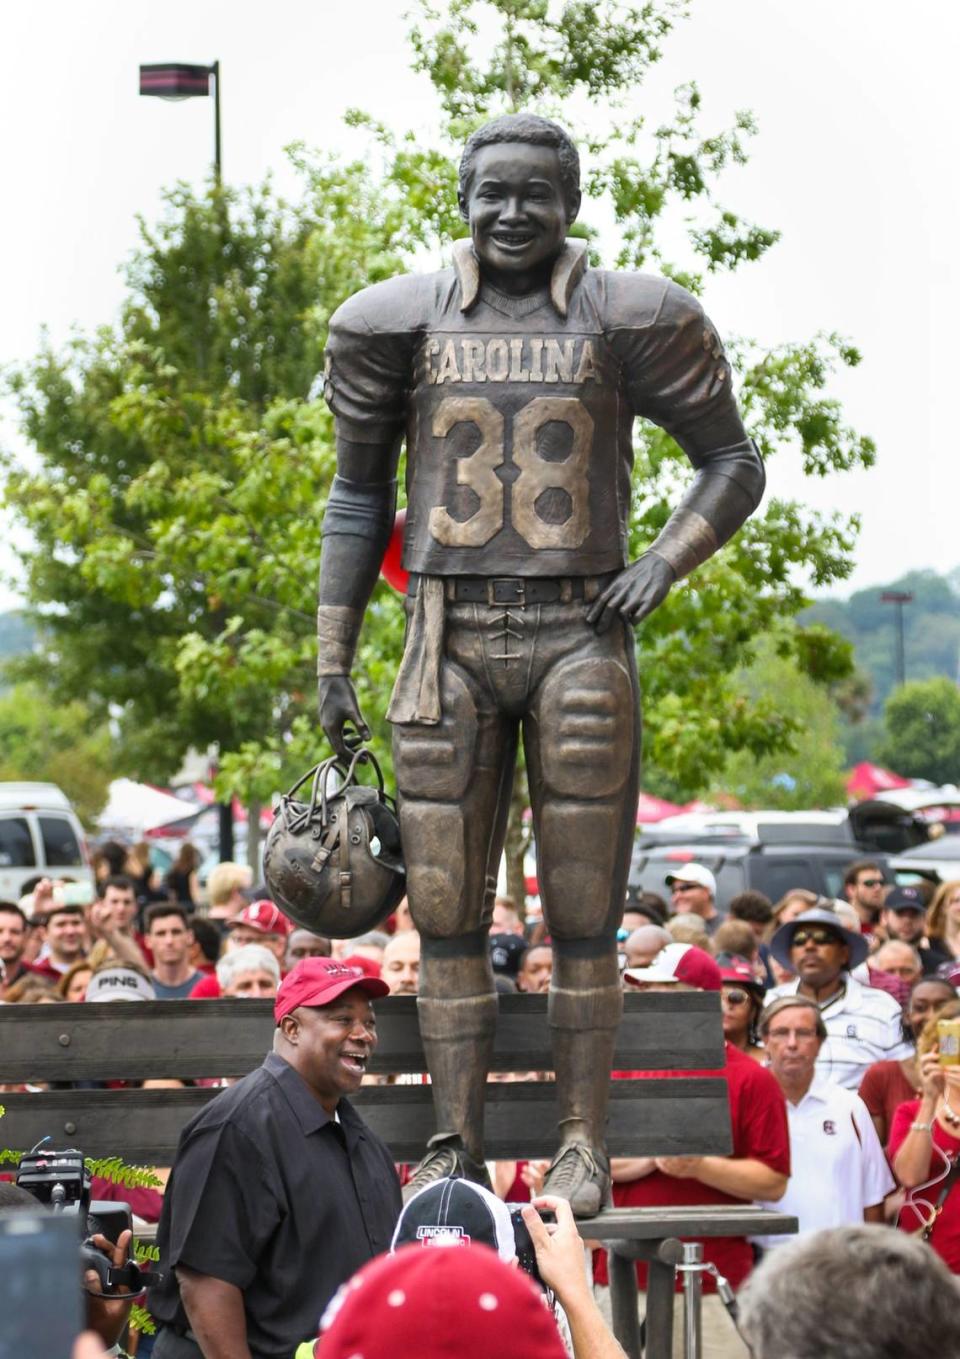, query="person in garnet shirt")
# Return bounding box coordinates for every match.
[859,976,956,1145]
[889,999,960,1273]
[594,944,789,1359]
